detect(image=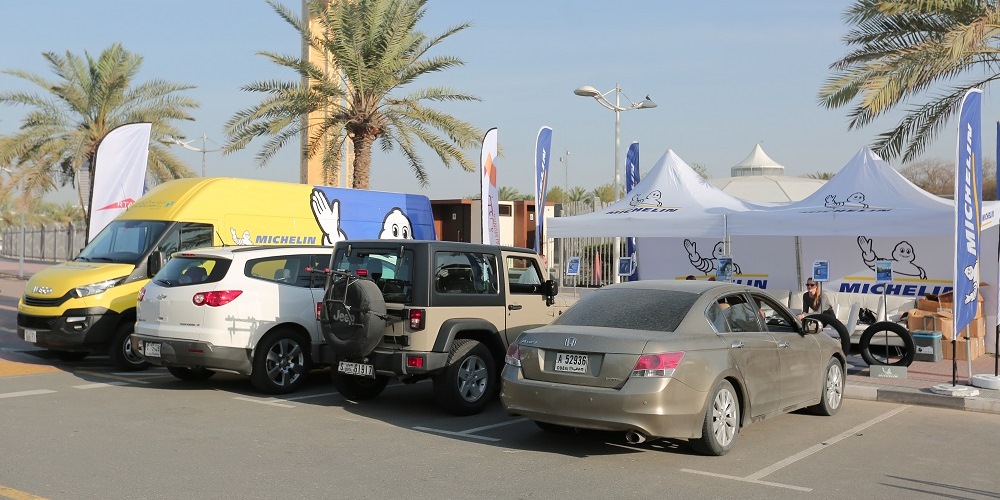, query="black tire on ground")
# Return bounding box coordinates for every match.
[859,321,915,367]
[331,371,390,400]
[321,278,387,359]
[808,358,844,416]
[167,366,216,382]
[108,324,150,371]
[433,339,497,416]
[250,328,311,394]
[534,421,575,433]
[689,380,740,456]
[51,350,89,362]
[806,313,850,355]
